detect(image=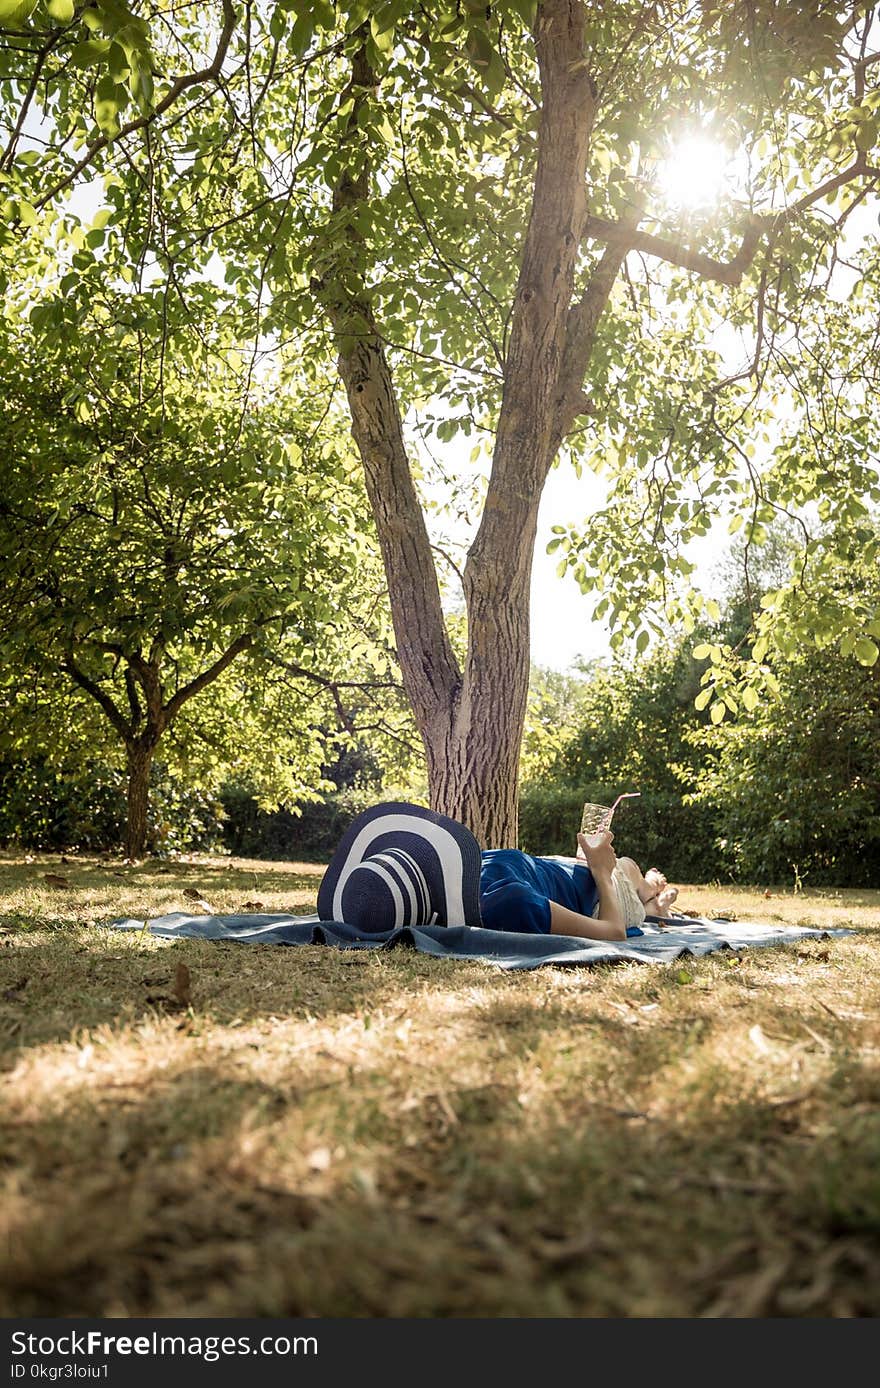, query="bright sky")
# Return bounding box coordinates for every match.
[530,459,613,671]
